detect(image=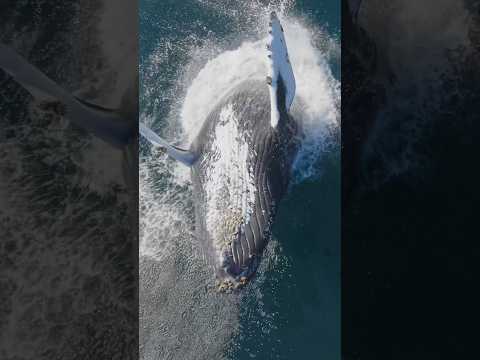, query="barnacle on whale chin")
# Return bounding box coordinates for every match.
[216,275,249,292]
